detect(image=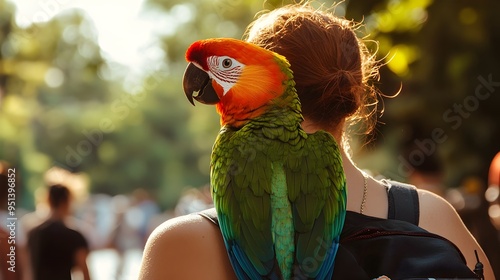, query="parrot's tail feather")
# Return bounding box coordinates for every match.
[292,236,339,280]
[229,241,260,280]
[314,236,340,280]
[226,240,282,280]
